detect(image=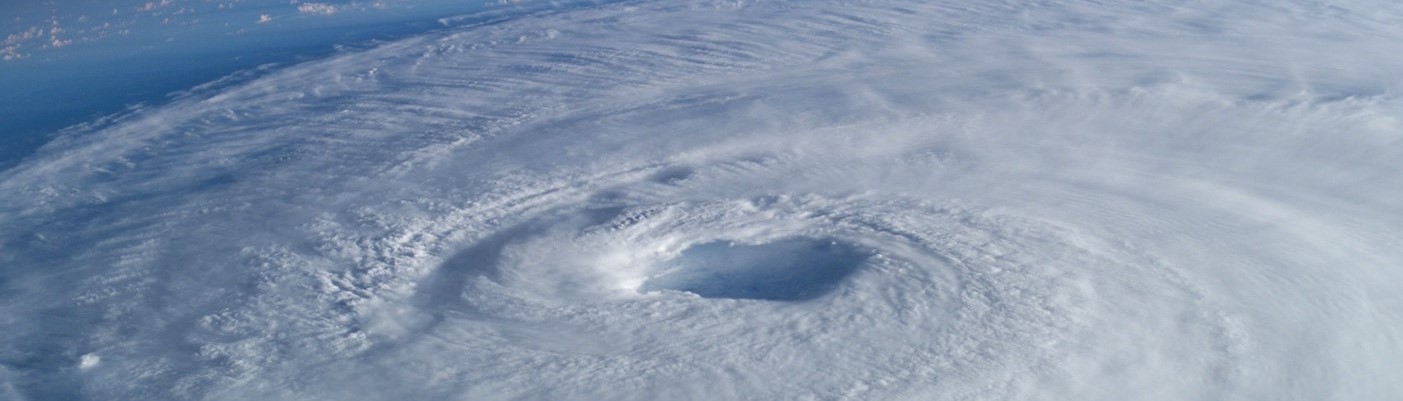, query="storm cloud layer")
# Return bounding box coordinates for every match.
[2,0,1402,400]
